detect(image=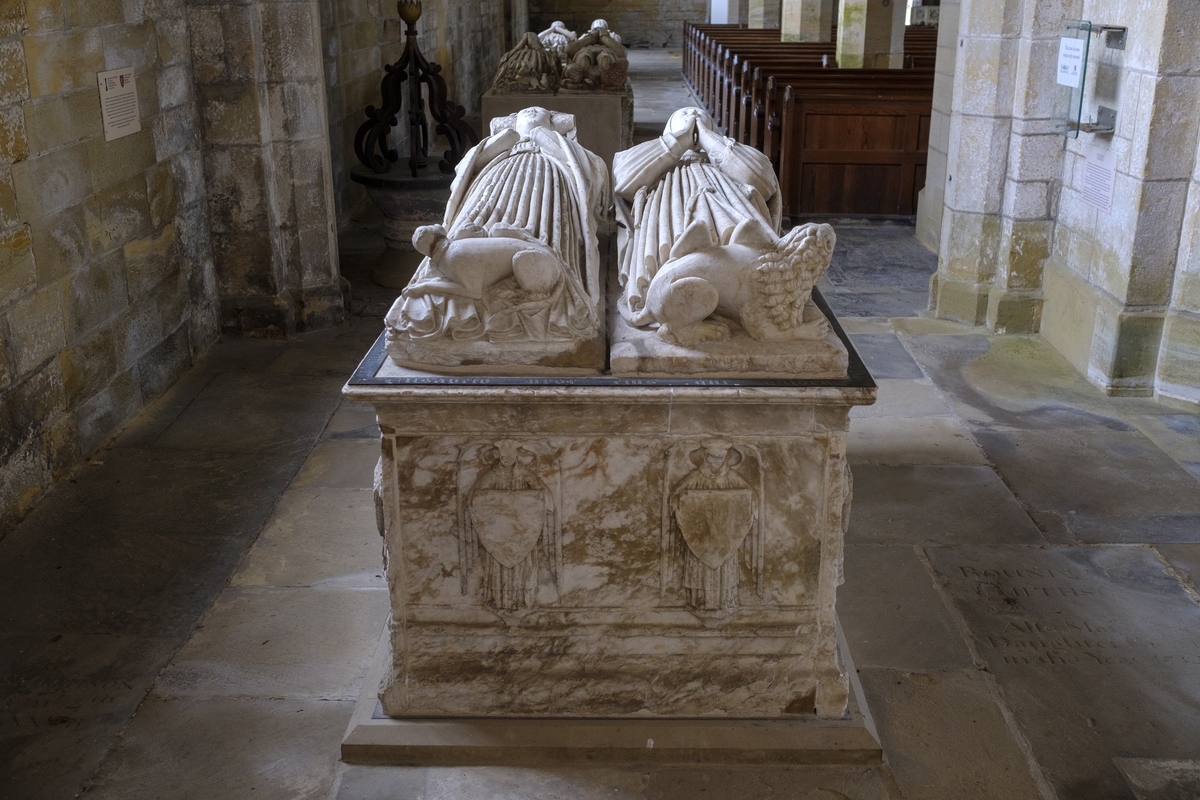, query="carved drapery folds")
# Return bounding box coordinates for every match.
[457,439,562,612]
[384,107,609,372]
[662,440,764,614]
[613,107,836,347]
